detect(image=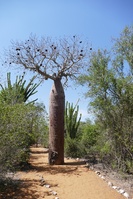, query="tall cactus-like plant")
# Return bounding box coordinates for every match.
[0,72,41,105]
[65,101,82,139]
